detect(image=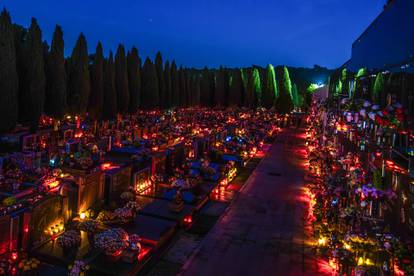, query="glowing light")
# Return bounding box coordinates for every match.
[183,215,193,225]
[80,212,86,220]
[343,243,351,250]
[101,163,120,171]
[317,237,327,246]
[365,258,373,266]
[358,257,364,266]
